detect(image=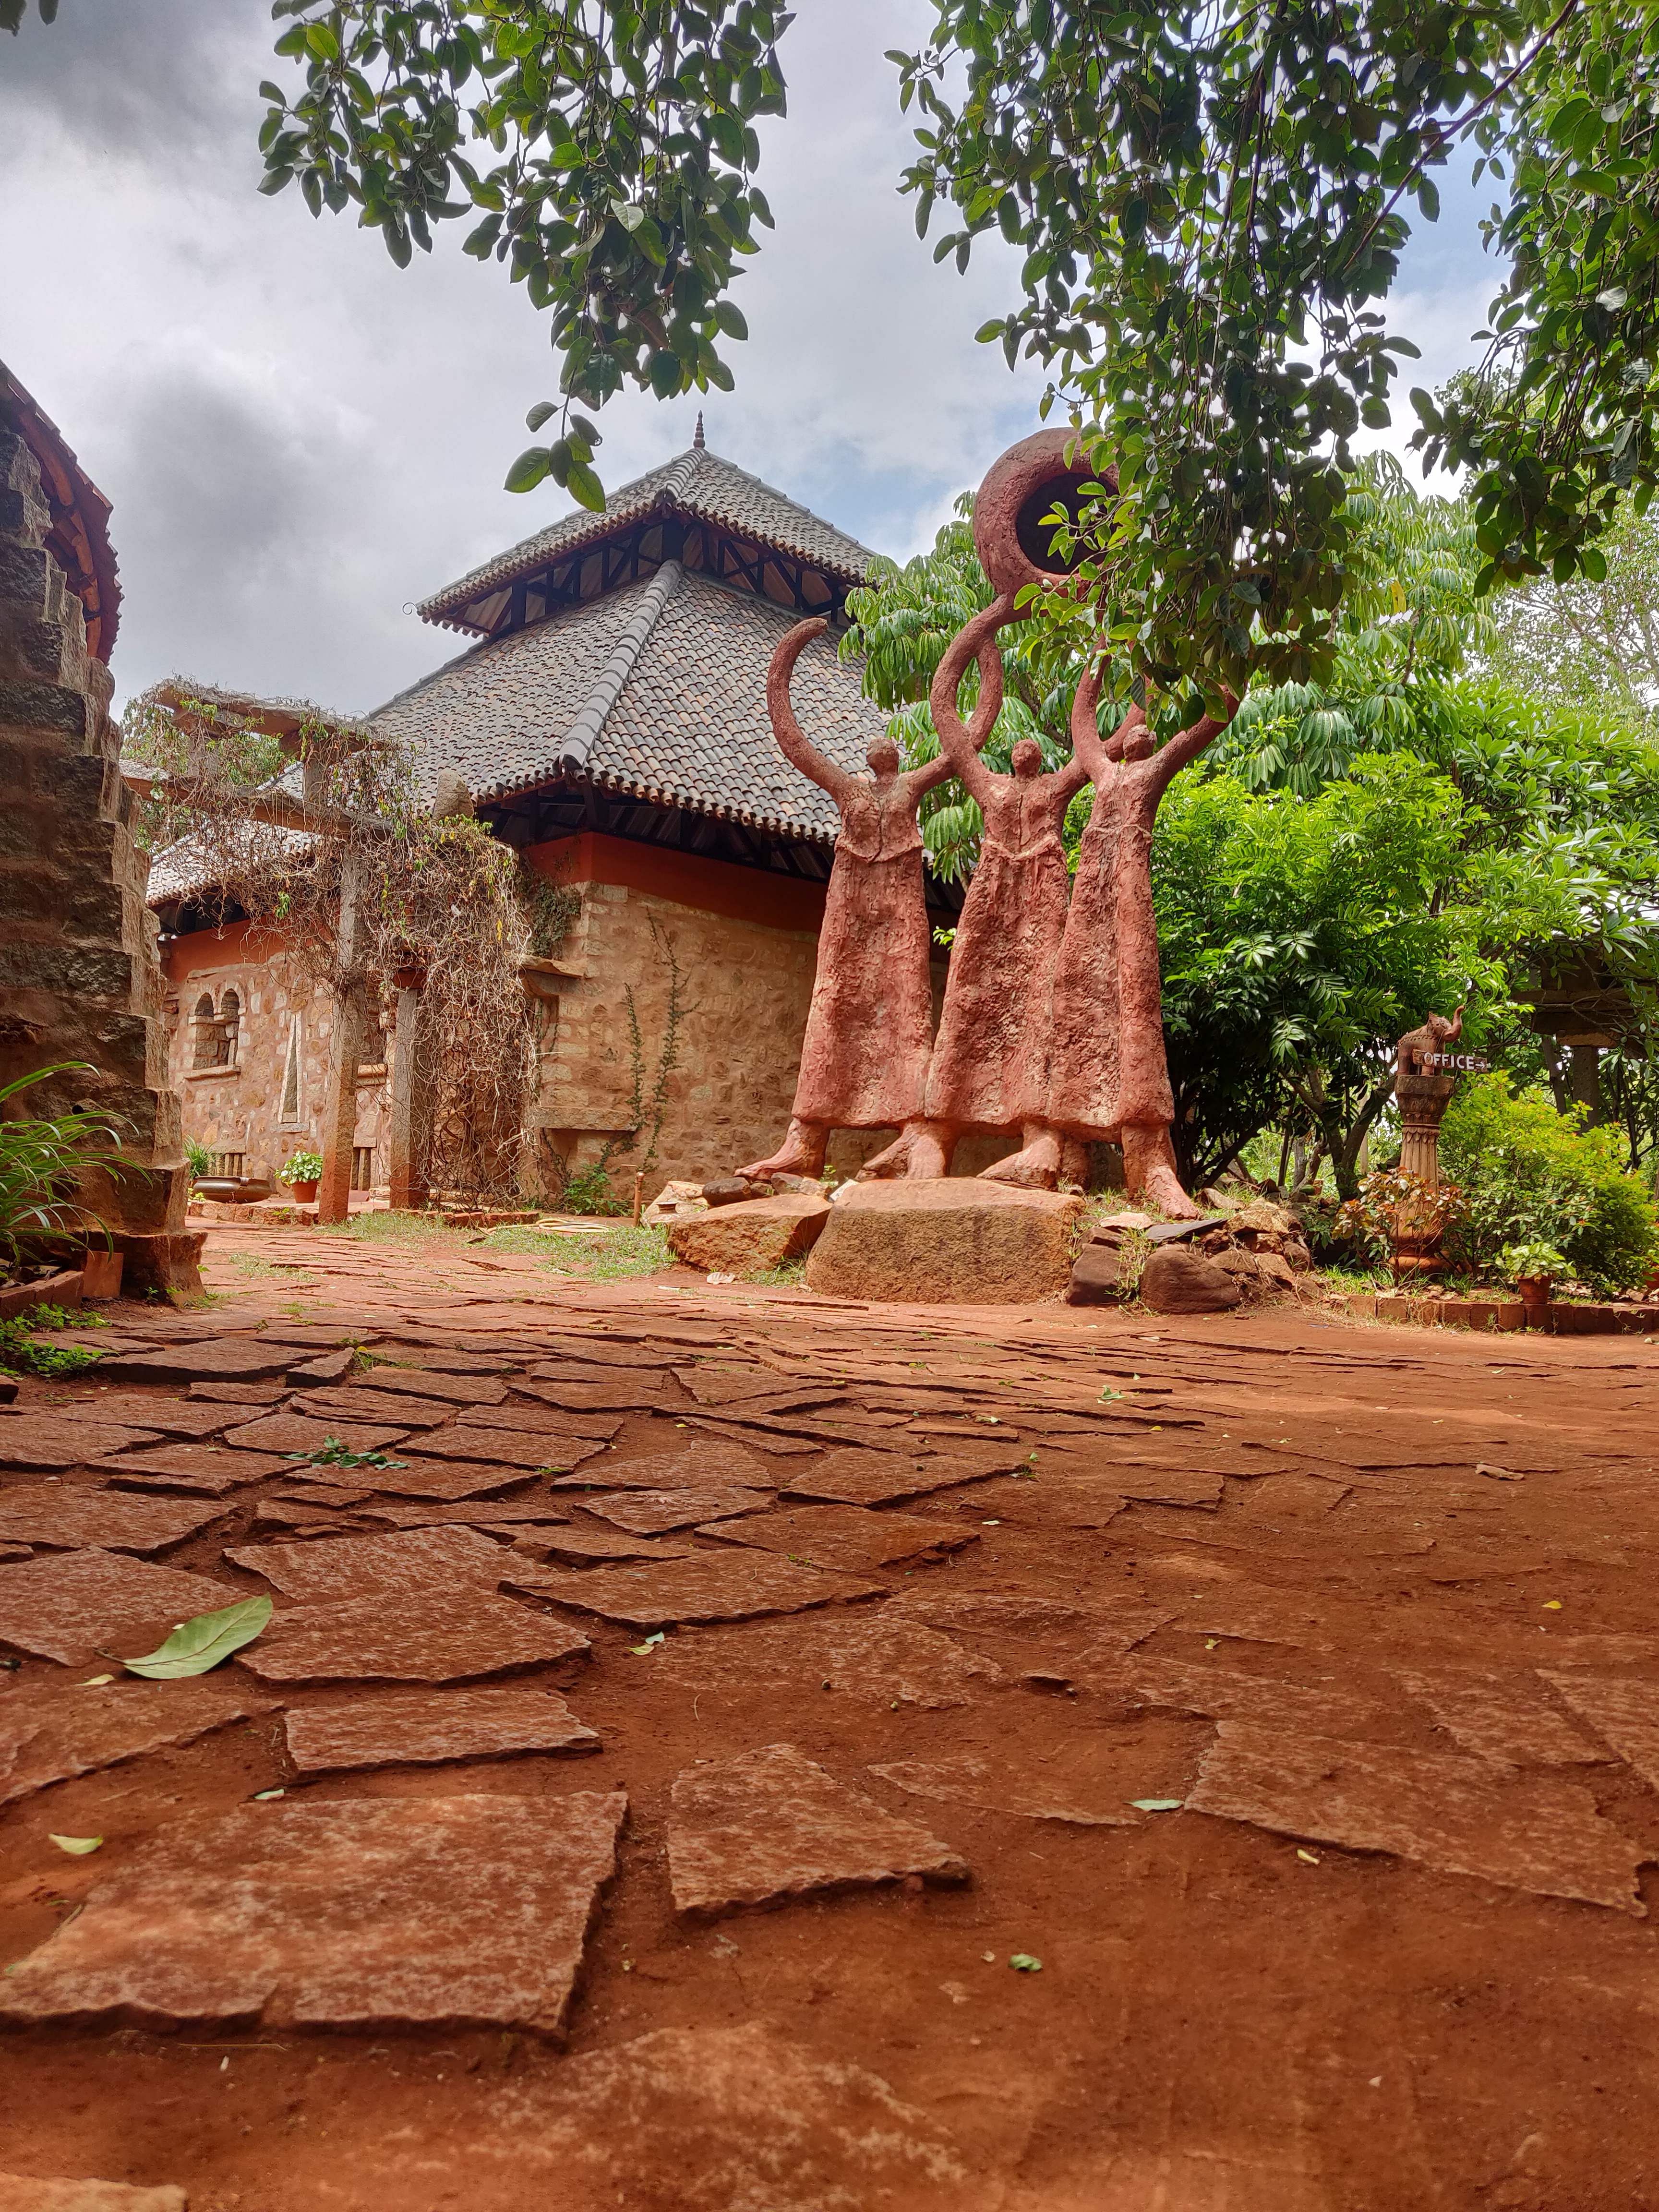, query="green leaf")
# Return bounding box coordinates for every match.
[48,1834,103,1856]
[525,400,559,432]
[505,446,553,494]
[566,457,607,512]
[121,1597,274,1680]
[1009,1952,1043,1972]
